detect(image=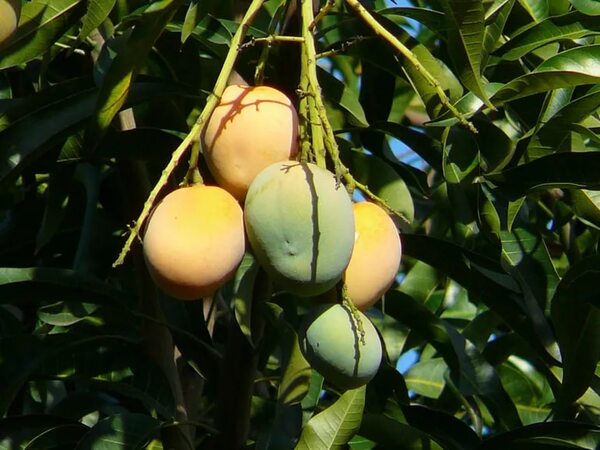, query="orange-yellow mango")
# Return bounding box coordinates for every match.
[344,202,402,310]
[0,0,20,46]
[143,185,245,300]
[202,84,299,200]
